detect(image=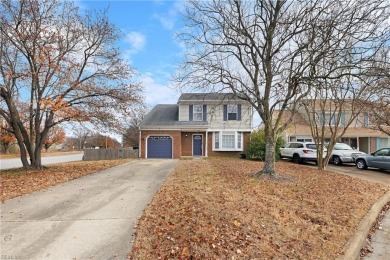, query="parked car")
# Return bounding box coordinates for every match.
[355,148,390,170]
[280,142,326,164]
[326,143,365,166]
